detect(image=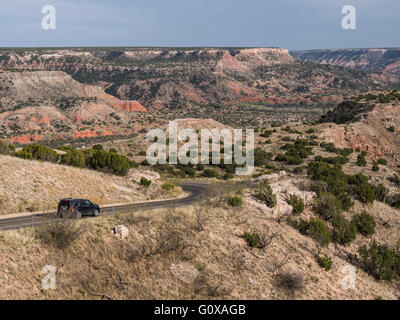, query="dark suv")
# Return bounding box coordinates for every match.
[57,198,100,218]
